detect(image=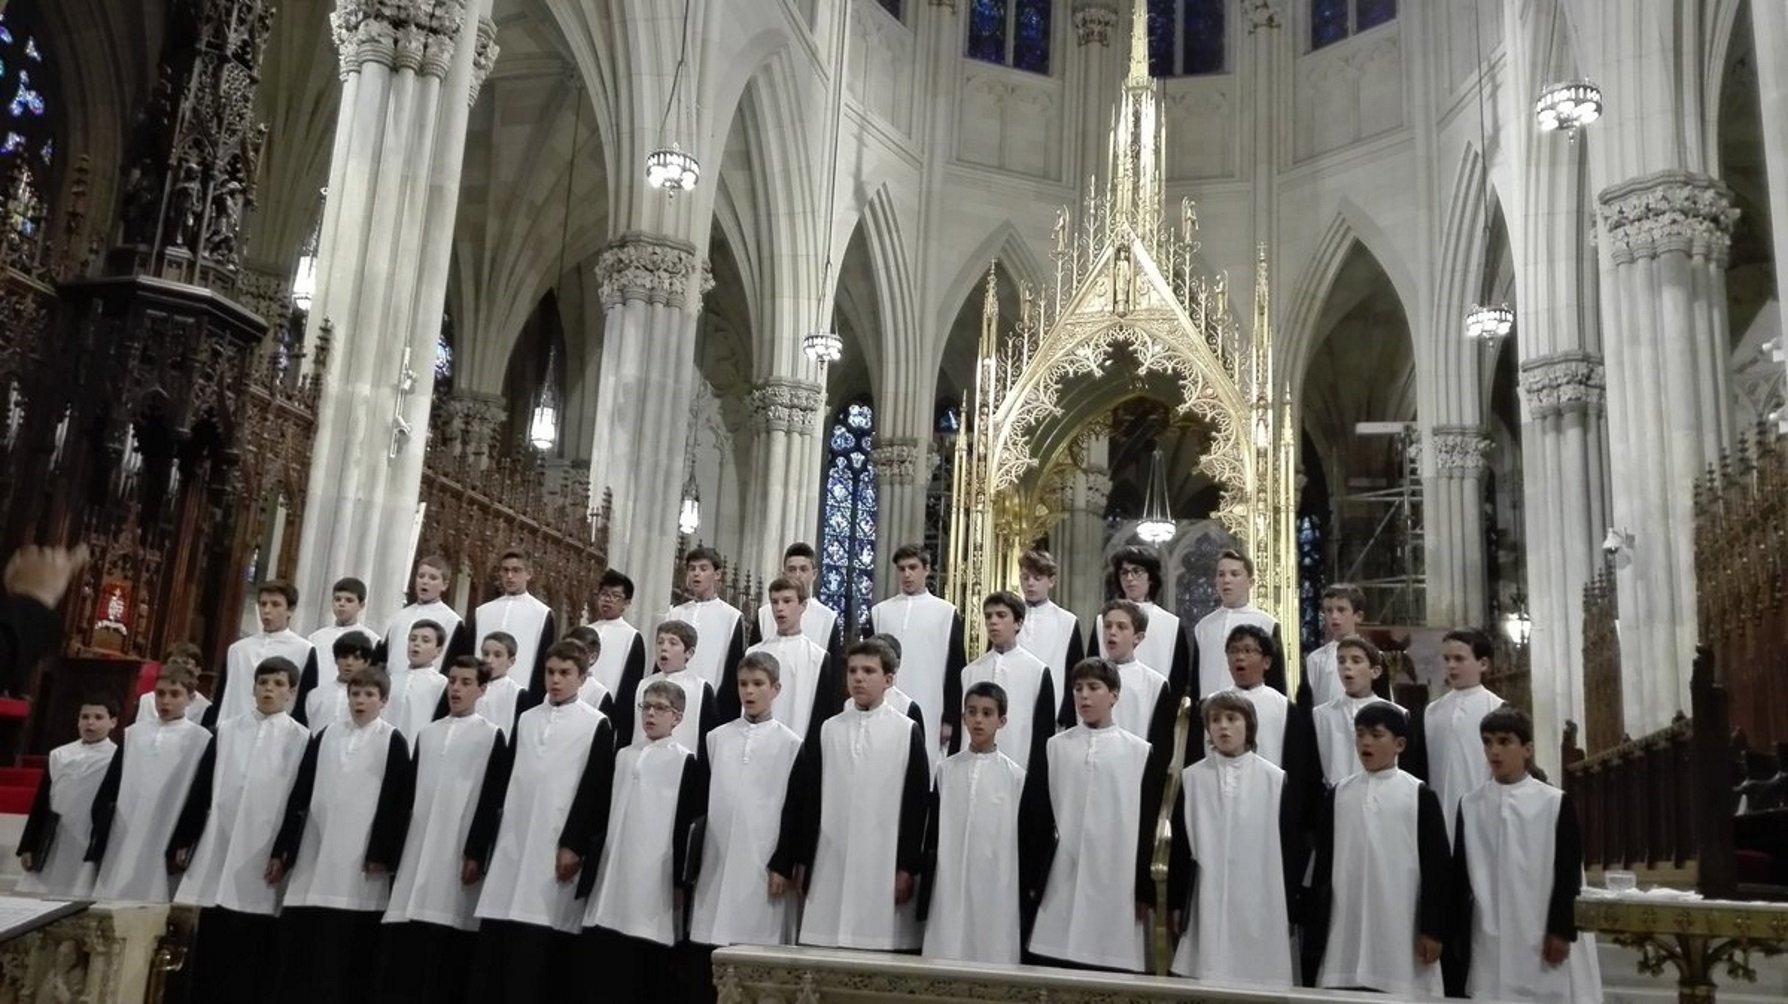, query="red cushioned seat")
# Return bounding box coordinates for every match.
[0,697,27,720]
